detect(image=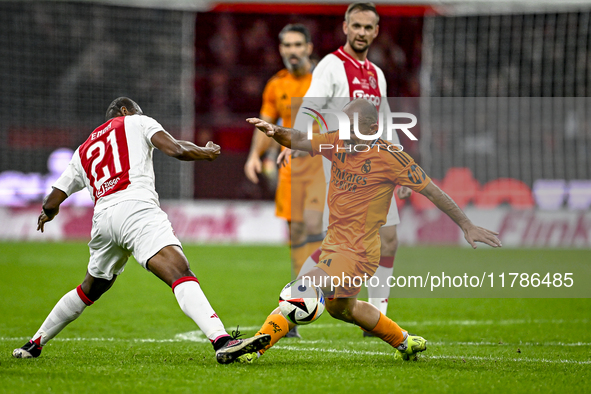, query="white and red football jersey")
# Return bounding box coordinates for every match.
[53,114,166,212]
[293,46,397,143]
